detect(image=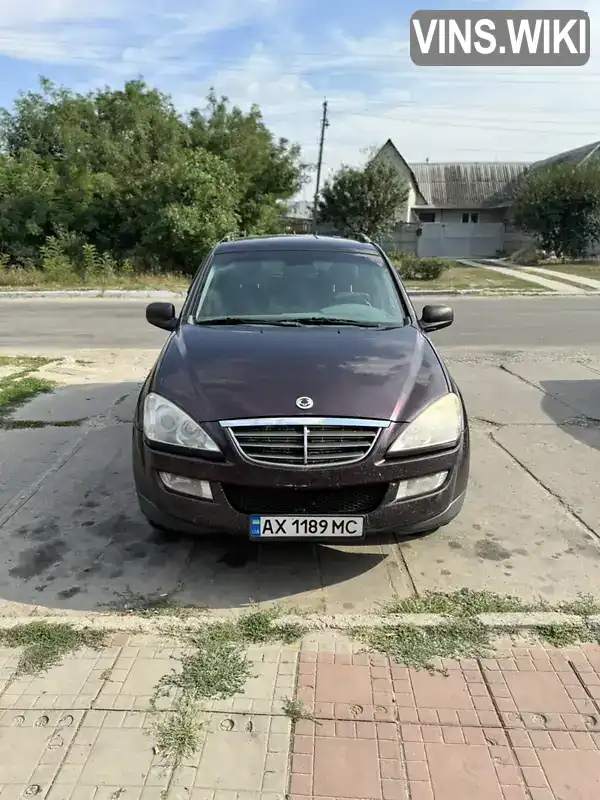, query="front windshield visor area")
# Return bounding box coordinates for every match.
[191,249,408,326]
